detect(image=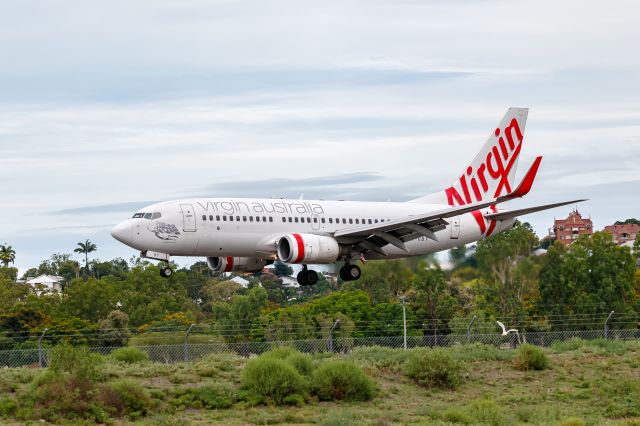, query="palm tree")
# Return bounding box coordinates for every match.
[0,244,16,267]
[74,239,97,272]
